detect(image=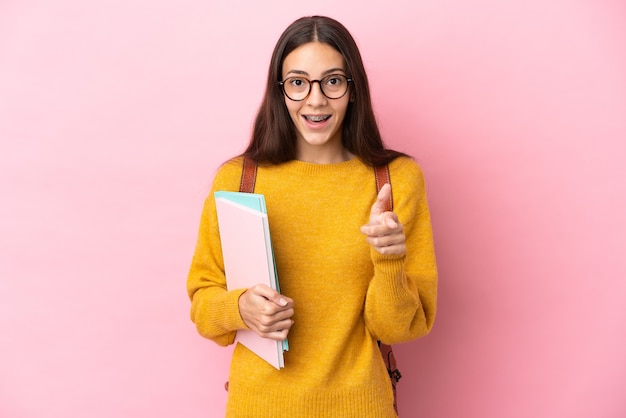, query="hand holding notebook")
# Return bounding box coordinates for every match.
[238,284,294,342]
[214,191,290,369]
